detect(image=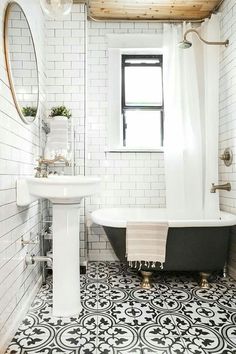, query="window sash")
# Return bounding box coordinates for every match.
[122,54,163,66]
[122,54,163,109]
[121,54,164,147]
[122,108,164,148]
